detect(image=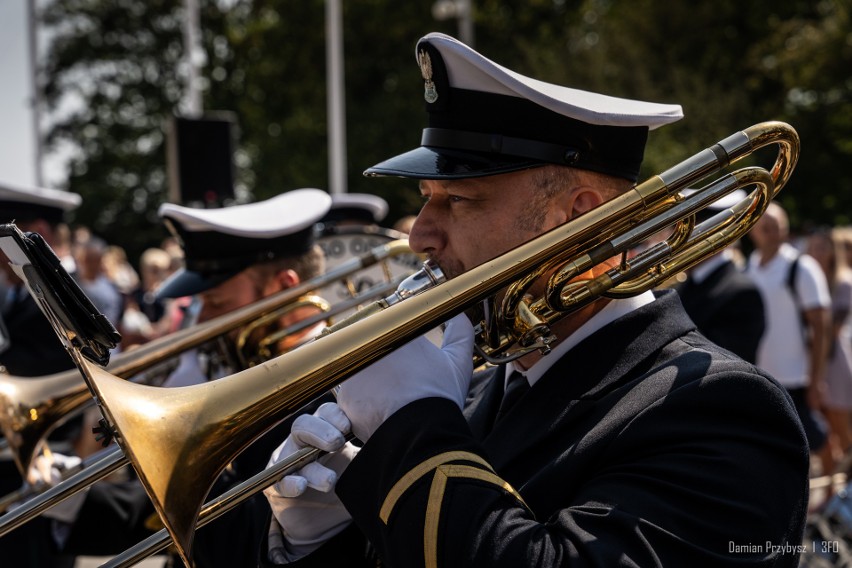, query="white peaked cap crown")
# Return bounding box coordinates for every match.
[366,33,684,182]
[158,189,331,238]
[0,181,82,224]
[425,32,683,129]
[155,189,331,298]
